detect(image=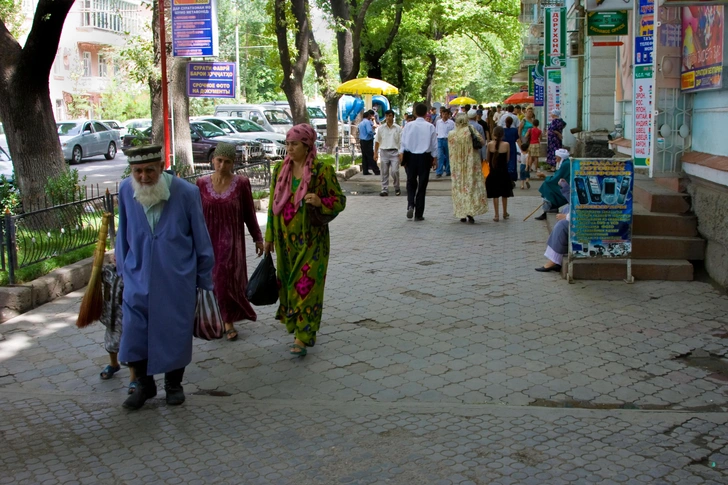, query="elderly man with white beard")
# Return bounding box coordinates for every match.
[116,145,214,410]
